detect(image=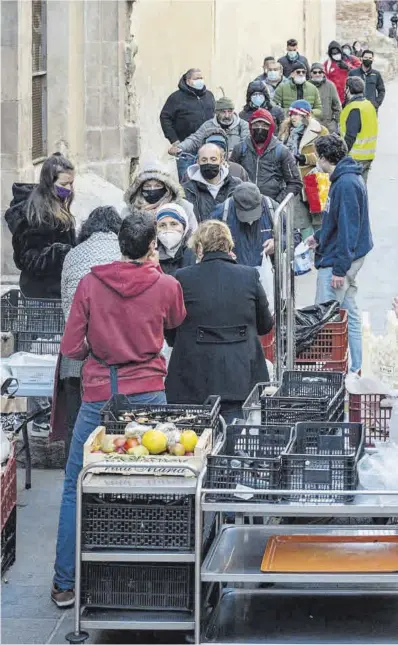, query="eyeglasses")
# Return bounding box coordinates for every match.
[312,71,323,75]
[295,71,306,75]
